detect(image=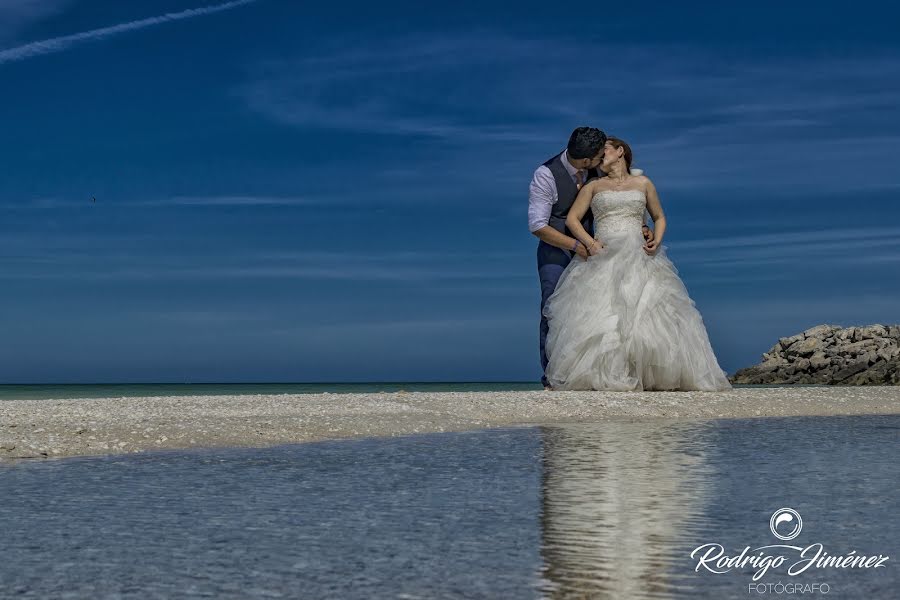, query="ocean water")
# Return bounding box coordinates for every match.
[0,382,543,401]
[0,414,897,599]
